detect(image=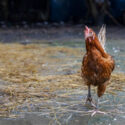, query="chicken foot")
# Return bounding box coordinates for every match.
[88,98,106,117]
